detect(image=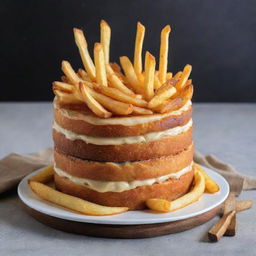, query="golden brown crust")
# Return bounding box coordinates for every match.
[53,127,193,162]
[54,169,194,210]
[54,104,192,137]
[54,143,194,181]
